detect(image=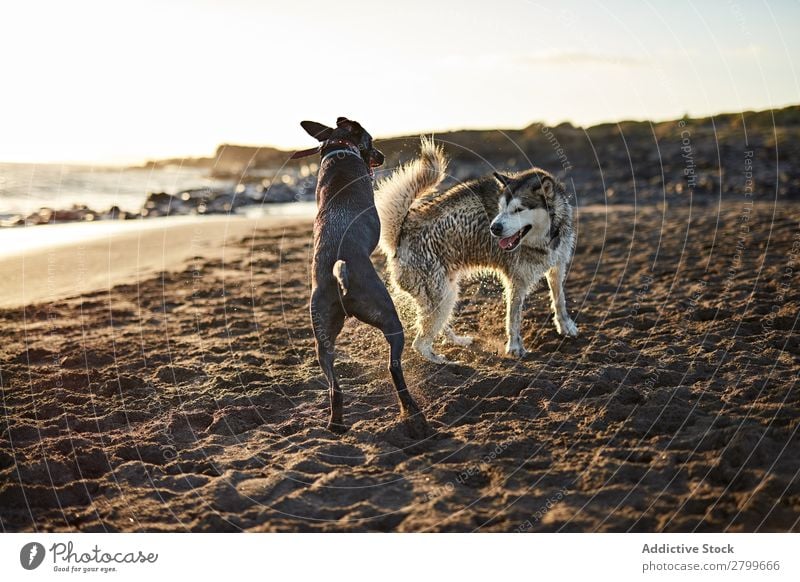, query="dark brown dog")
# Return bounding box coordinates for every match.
[294,117,429,438]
